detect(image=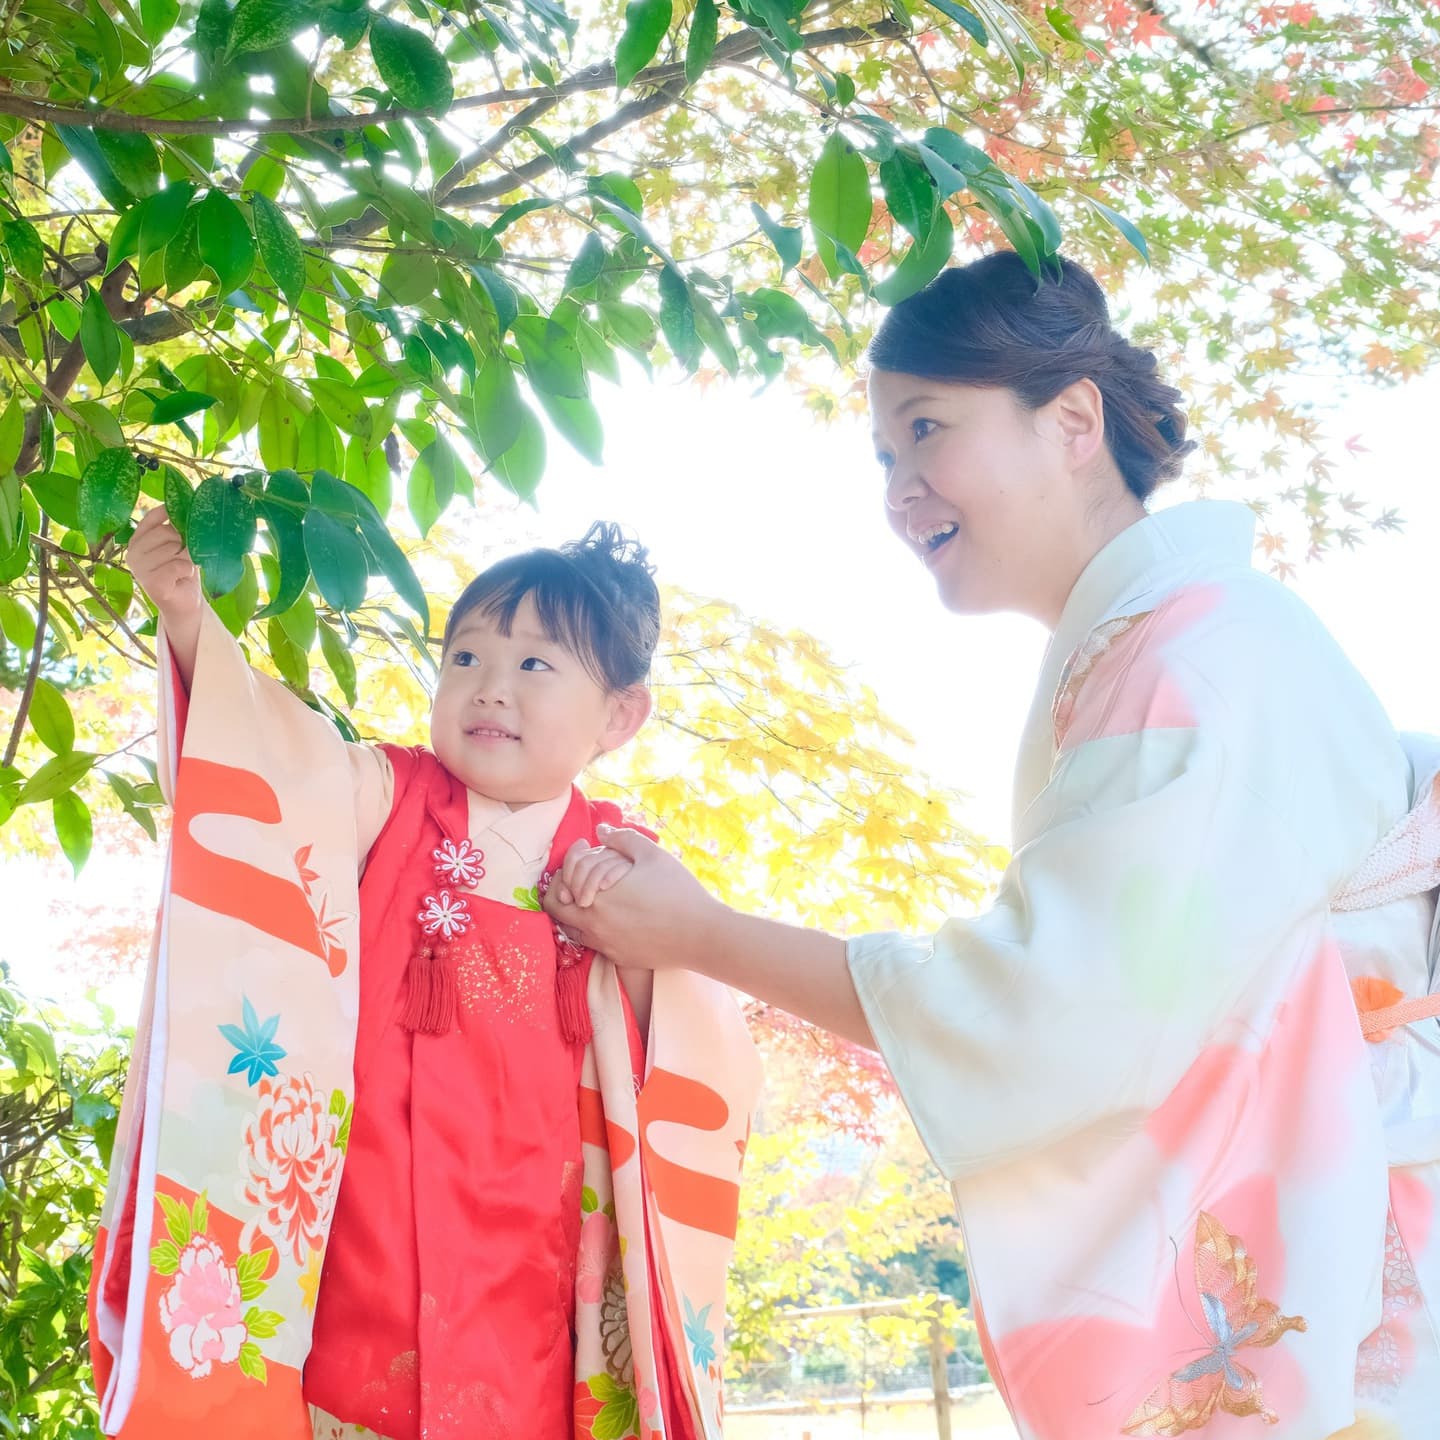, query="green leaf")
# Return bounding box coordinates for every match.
[1009,177,1063,254]
[566,233,606,293]
[191,1192,208,1237]
[1084,195,1150,263]
[408,438,457,537]
[78,448,141,545]
[162,465,194,541]
[1044,3,1084,43]
[657,266,700,369]
[0,397,24,476]
[879,152,939,242]
[55,125,135,211]
[229,0,314,54]
[536,391,604,465]
[139,183,197,265]
[615,0,671,88]
[255,468,310,618]
[18,752,95,806]
[250,193,306,307]
[96,131,162,200]
[2,218,44,284]
[809,131,871,279]
[303,508,368,612]
[53,791,93,875]
[307,378,372,440]
[349,486,428,629]
[370,17,454,111]
[874,207,954,306]
[514,316,589,400]
[318,618,358,705]
[106,202,145,274]
[29,679,74,756]
[685,0,717,84]
[750,203,803,274]
[140,0,181,43]
[197,188,256,294]
[151,390,218,426]
[164,203,204,292]
[925,0,987,45]
[469,264,518,338]
[242,1307,286,1340]
[187,474,258,595]
[690,290,739,376]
